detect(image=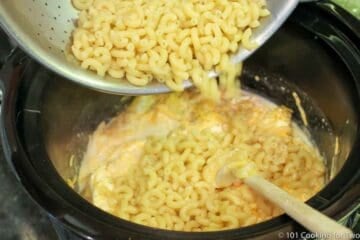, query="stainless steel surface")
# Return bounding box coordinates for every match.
[0,0,301,95]
[232,0,300,63]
